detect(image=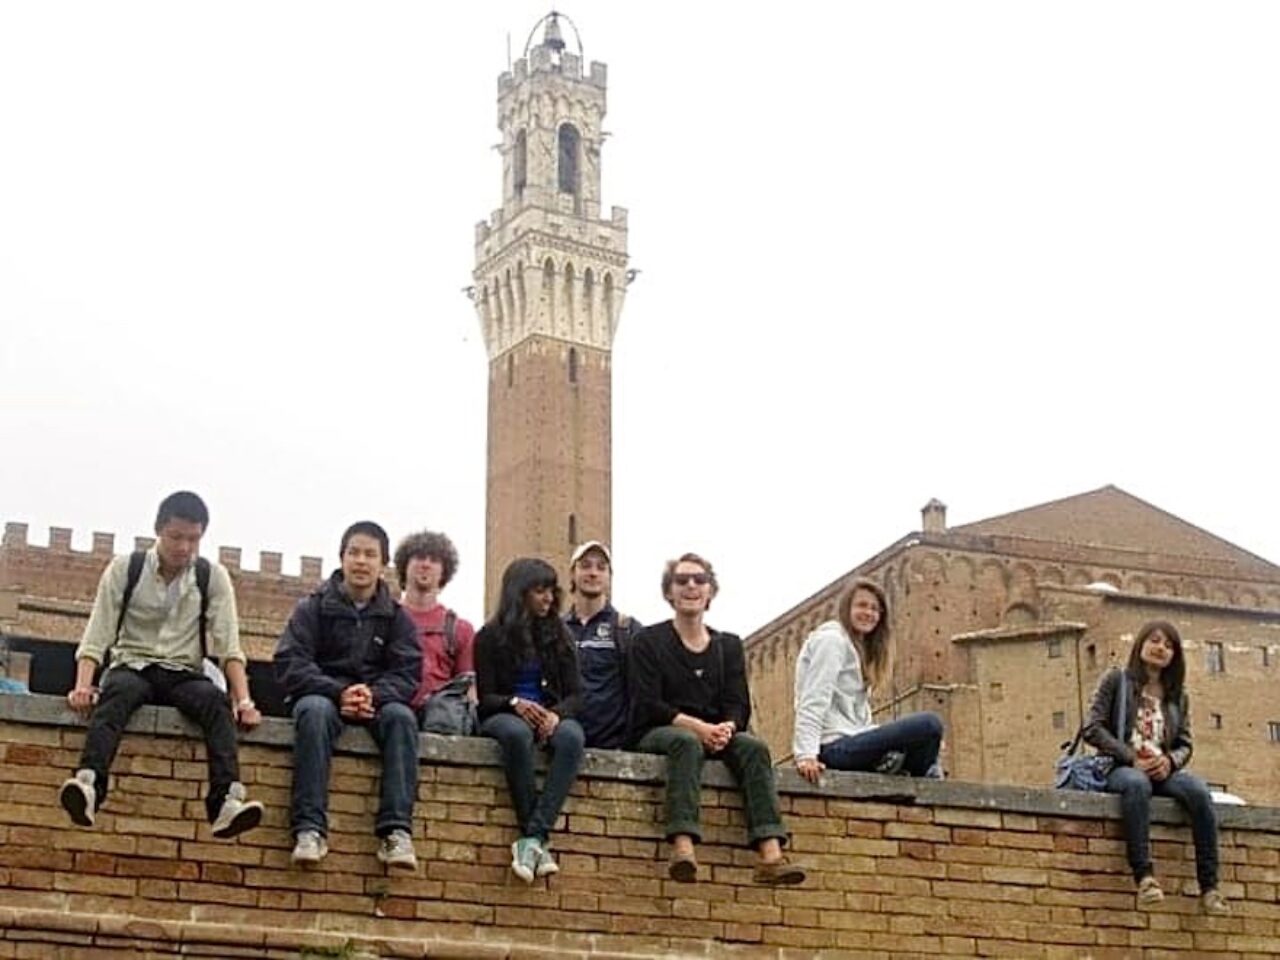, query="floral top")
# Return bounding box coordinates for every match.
[1131,693,1166,760]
